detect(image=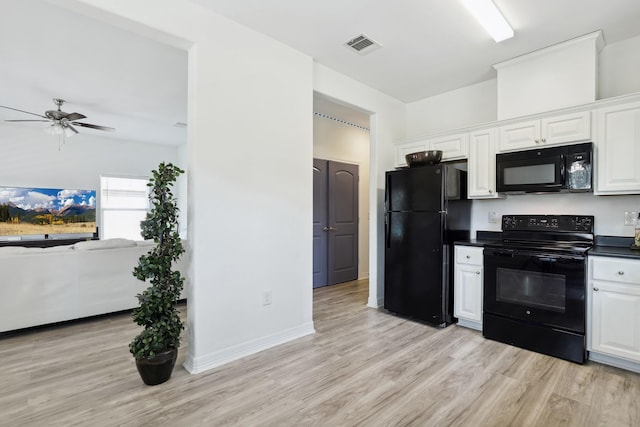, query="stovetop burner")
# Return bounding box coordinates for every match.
[488,214,595,254]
